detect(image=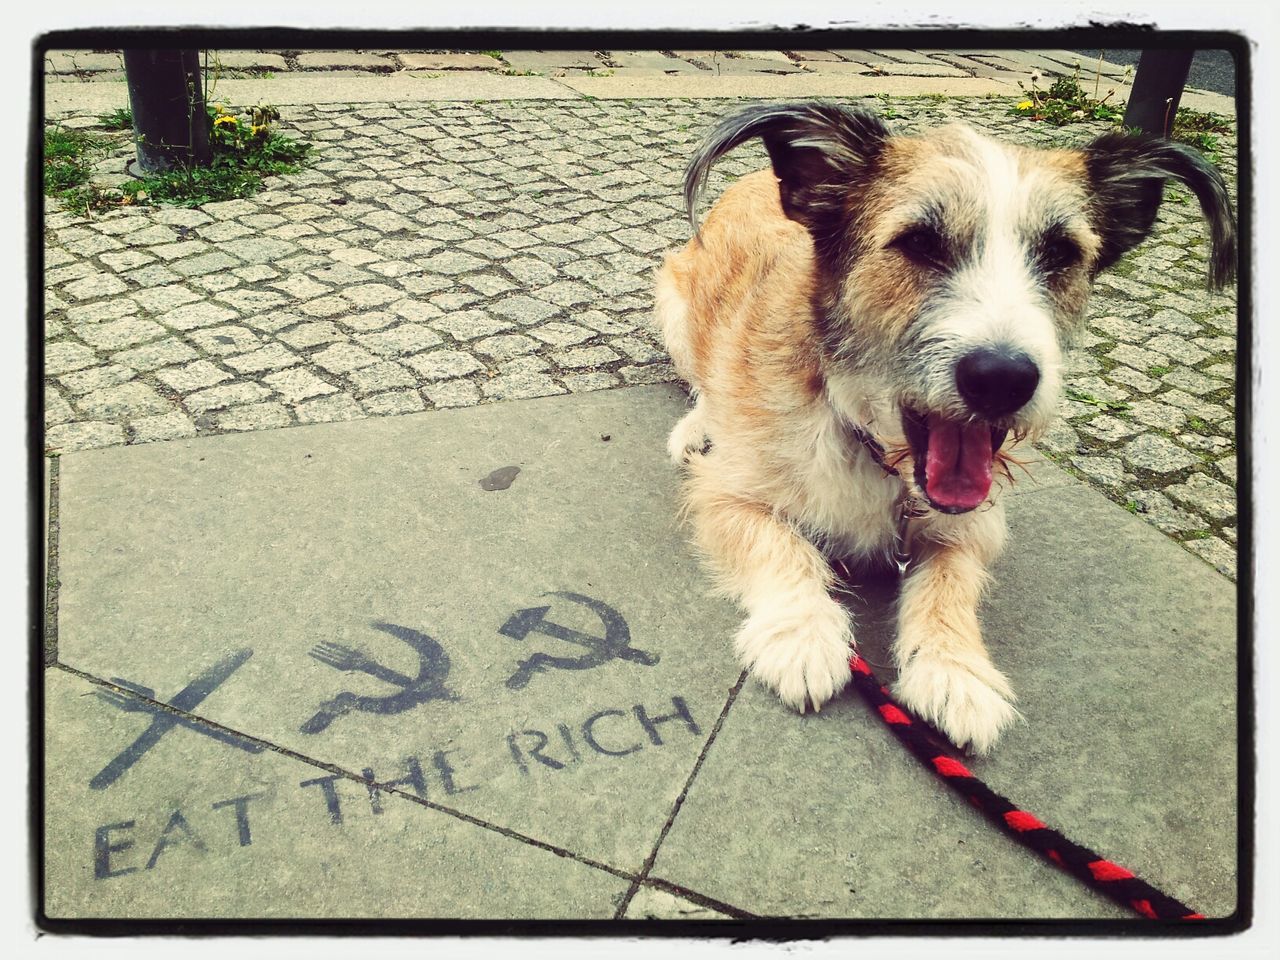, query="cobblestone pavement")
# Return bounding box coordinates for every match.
[42,95,1239,580]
